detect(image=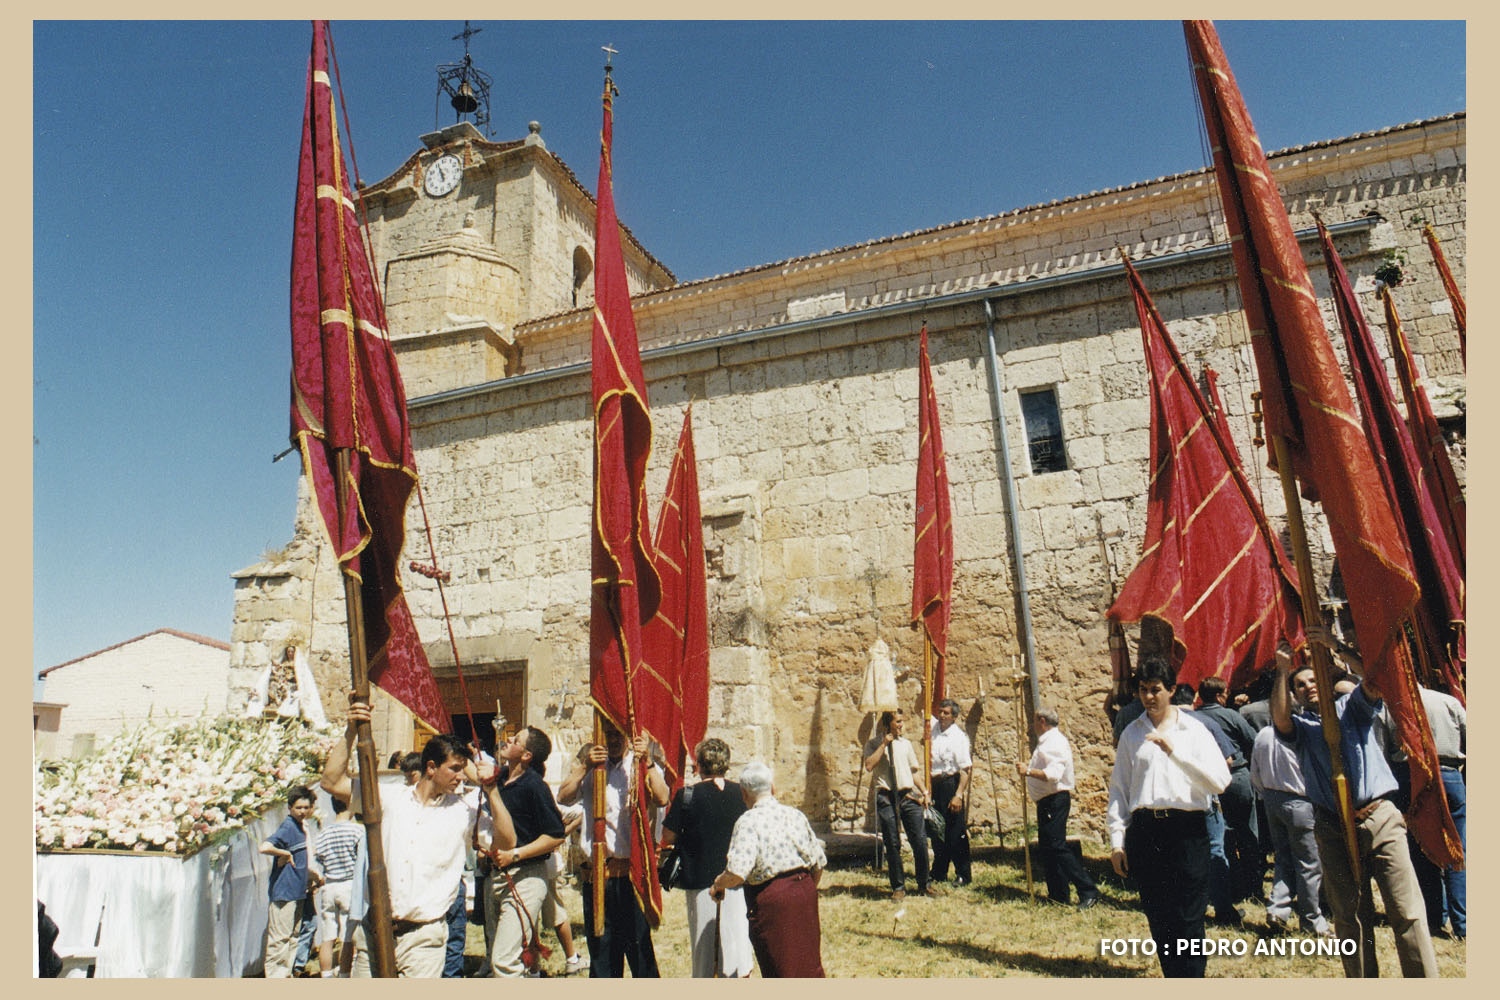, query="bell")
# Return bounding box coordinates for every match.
[451,79,478,114]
